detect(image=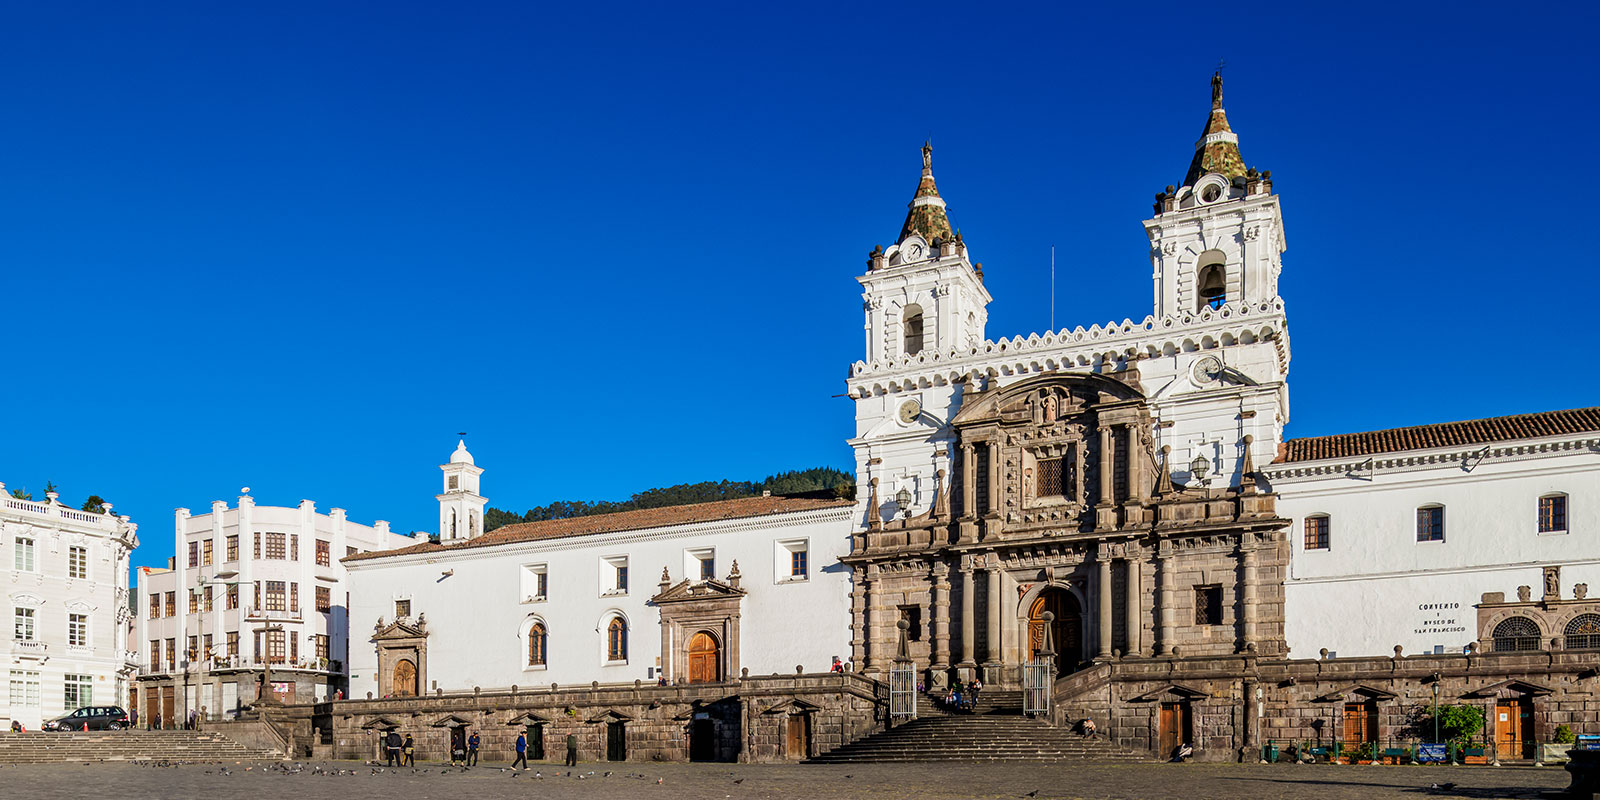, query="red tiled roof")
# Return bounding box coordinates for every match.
[343,495,854,563]
[1274,407,1600,464]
